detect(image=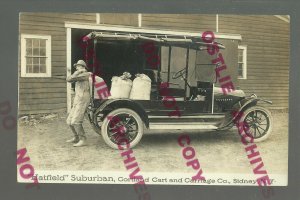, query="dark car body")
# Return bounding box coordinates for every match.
[82,31,273,149]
